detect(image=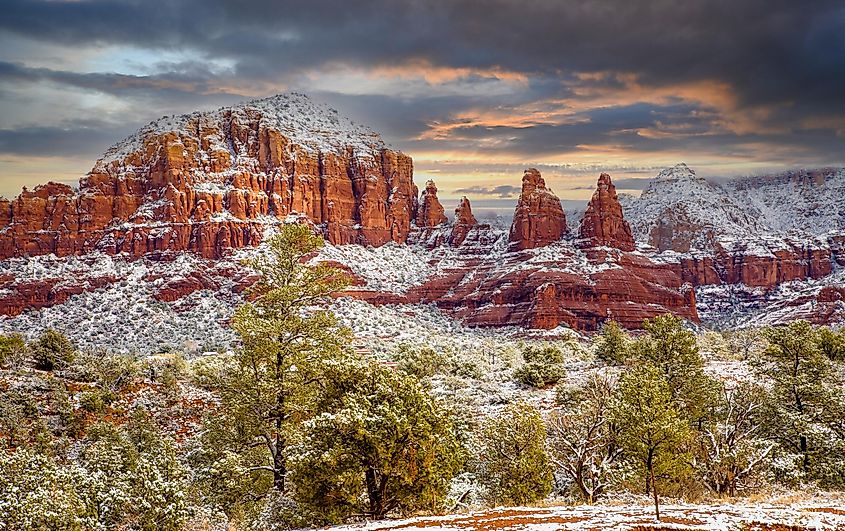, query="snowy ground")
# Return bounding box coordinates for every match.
[332,498,845,530]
